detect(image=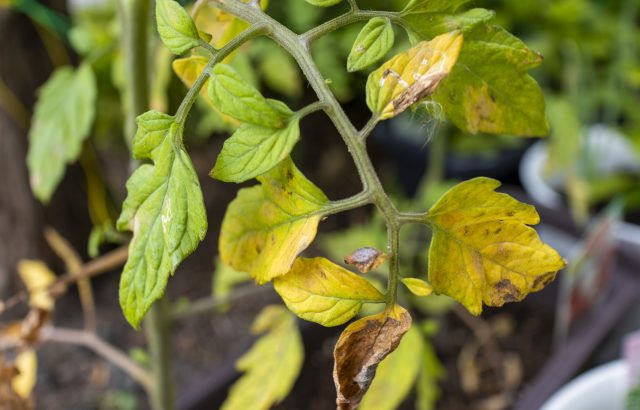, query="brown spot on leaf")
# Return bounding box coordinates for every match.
[494,279,522,304]
[532,271,556,291]
[392,72,448,116]
[344,247,388,273]
[333,305,412,410]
